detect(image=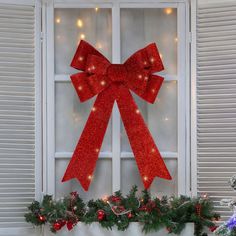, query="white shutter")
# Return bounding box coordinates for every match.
[0,2,41,234]
[196,1,236,220]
